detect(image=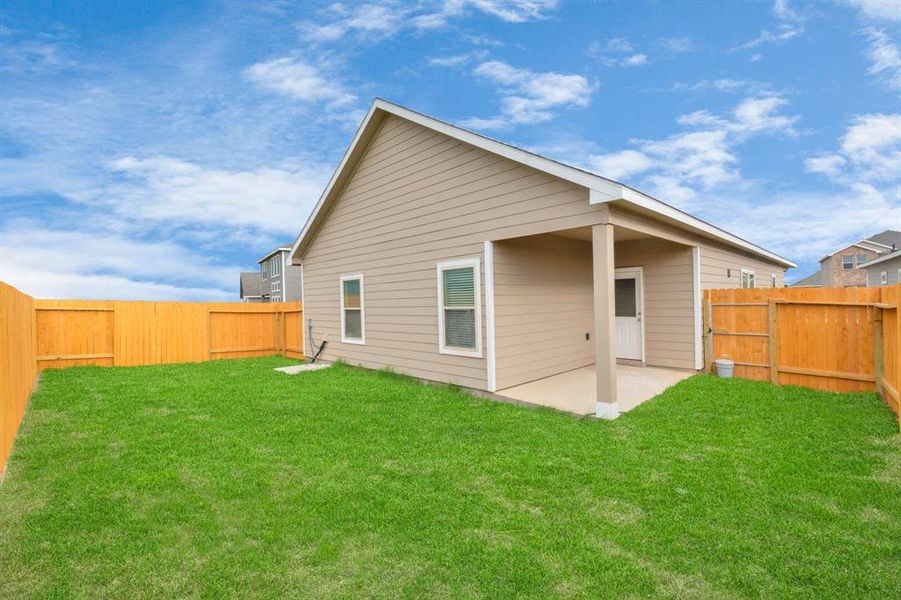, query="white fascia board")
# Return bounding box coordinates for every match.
[257,247,292,264]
